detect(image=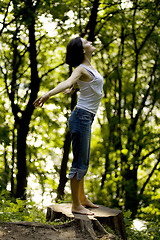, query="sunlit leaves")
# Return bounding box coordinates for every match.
[0,0,160,230]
